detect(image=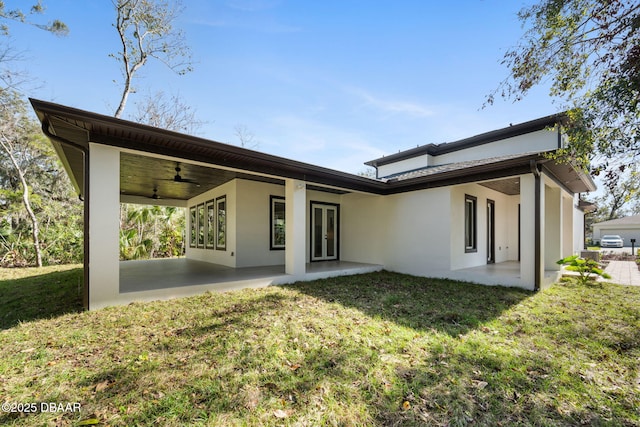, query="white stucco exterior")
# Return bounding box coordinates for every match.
[377,128,560,178]
[88,144,121,309]
[34,99,594,310]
